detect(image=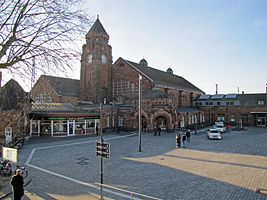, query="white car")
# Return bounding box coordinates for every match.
[207,129,222,140]
[213,124,226,133]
